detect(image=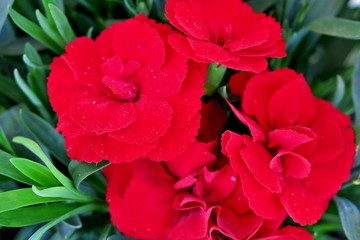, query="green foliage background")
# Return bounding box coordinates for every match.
[0,0,359,239]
